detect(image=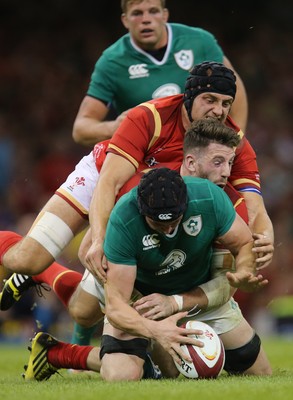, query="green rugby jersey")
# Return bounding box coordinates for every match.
[104,177,235,296]
[88,23,223,114]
